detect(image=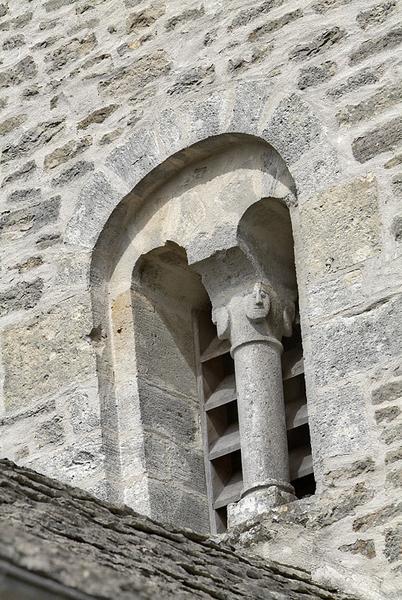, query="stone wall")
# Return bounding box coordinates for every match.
[0,0,401,598]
